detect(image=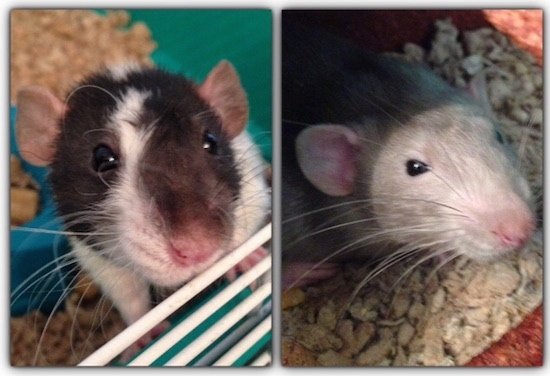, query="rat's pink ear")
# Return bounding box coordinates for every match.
[198,60,249,139]
[16,86,66,166]
[296,124,361,197]
[466,71,493,115]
